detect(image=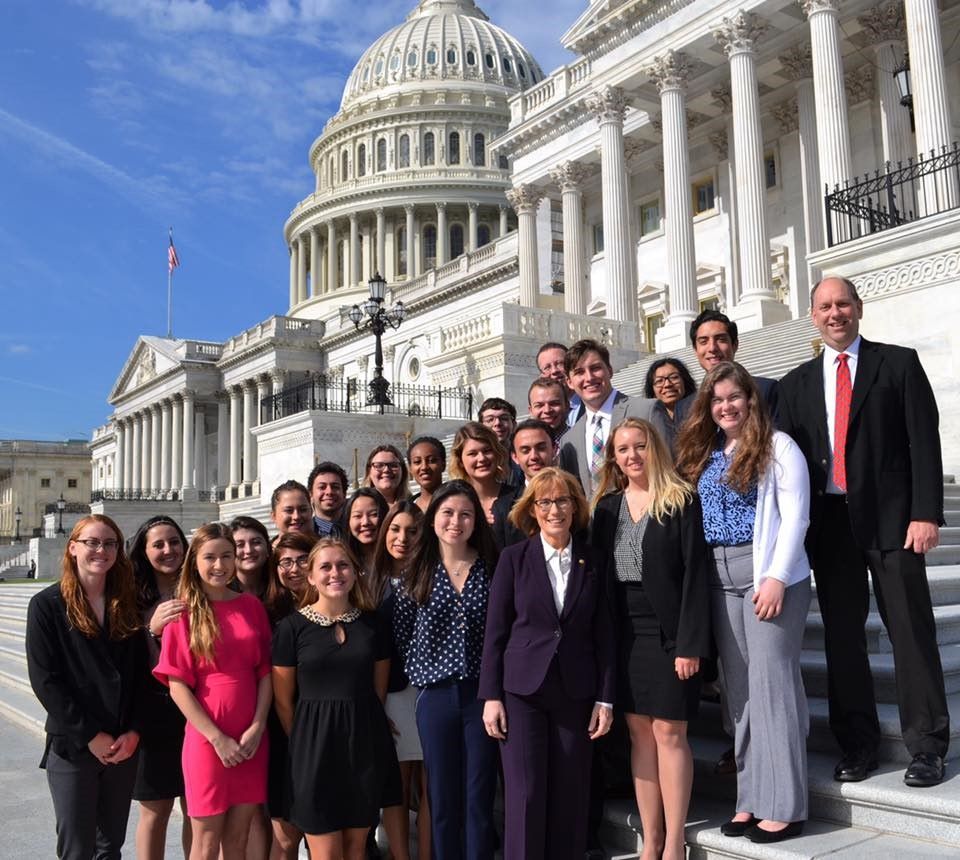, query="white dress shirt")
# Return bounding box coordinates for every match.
[583,387,618,457]
[540,533,572,615]
[821,335,861,495]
